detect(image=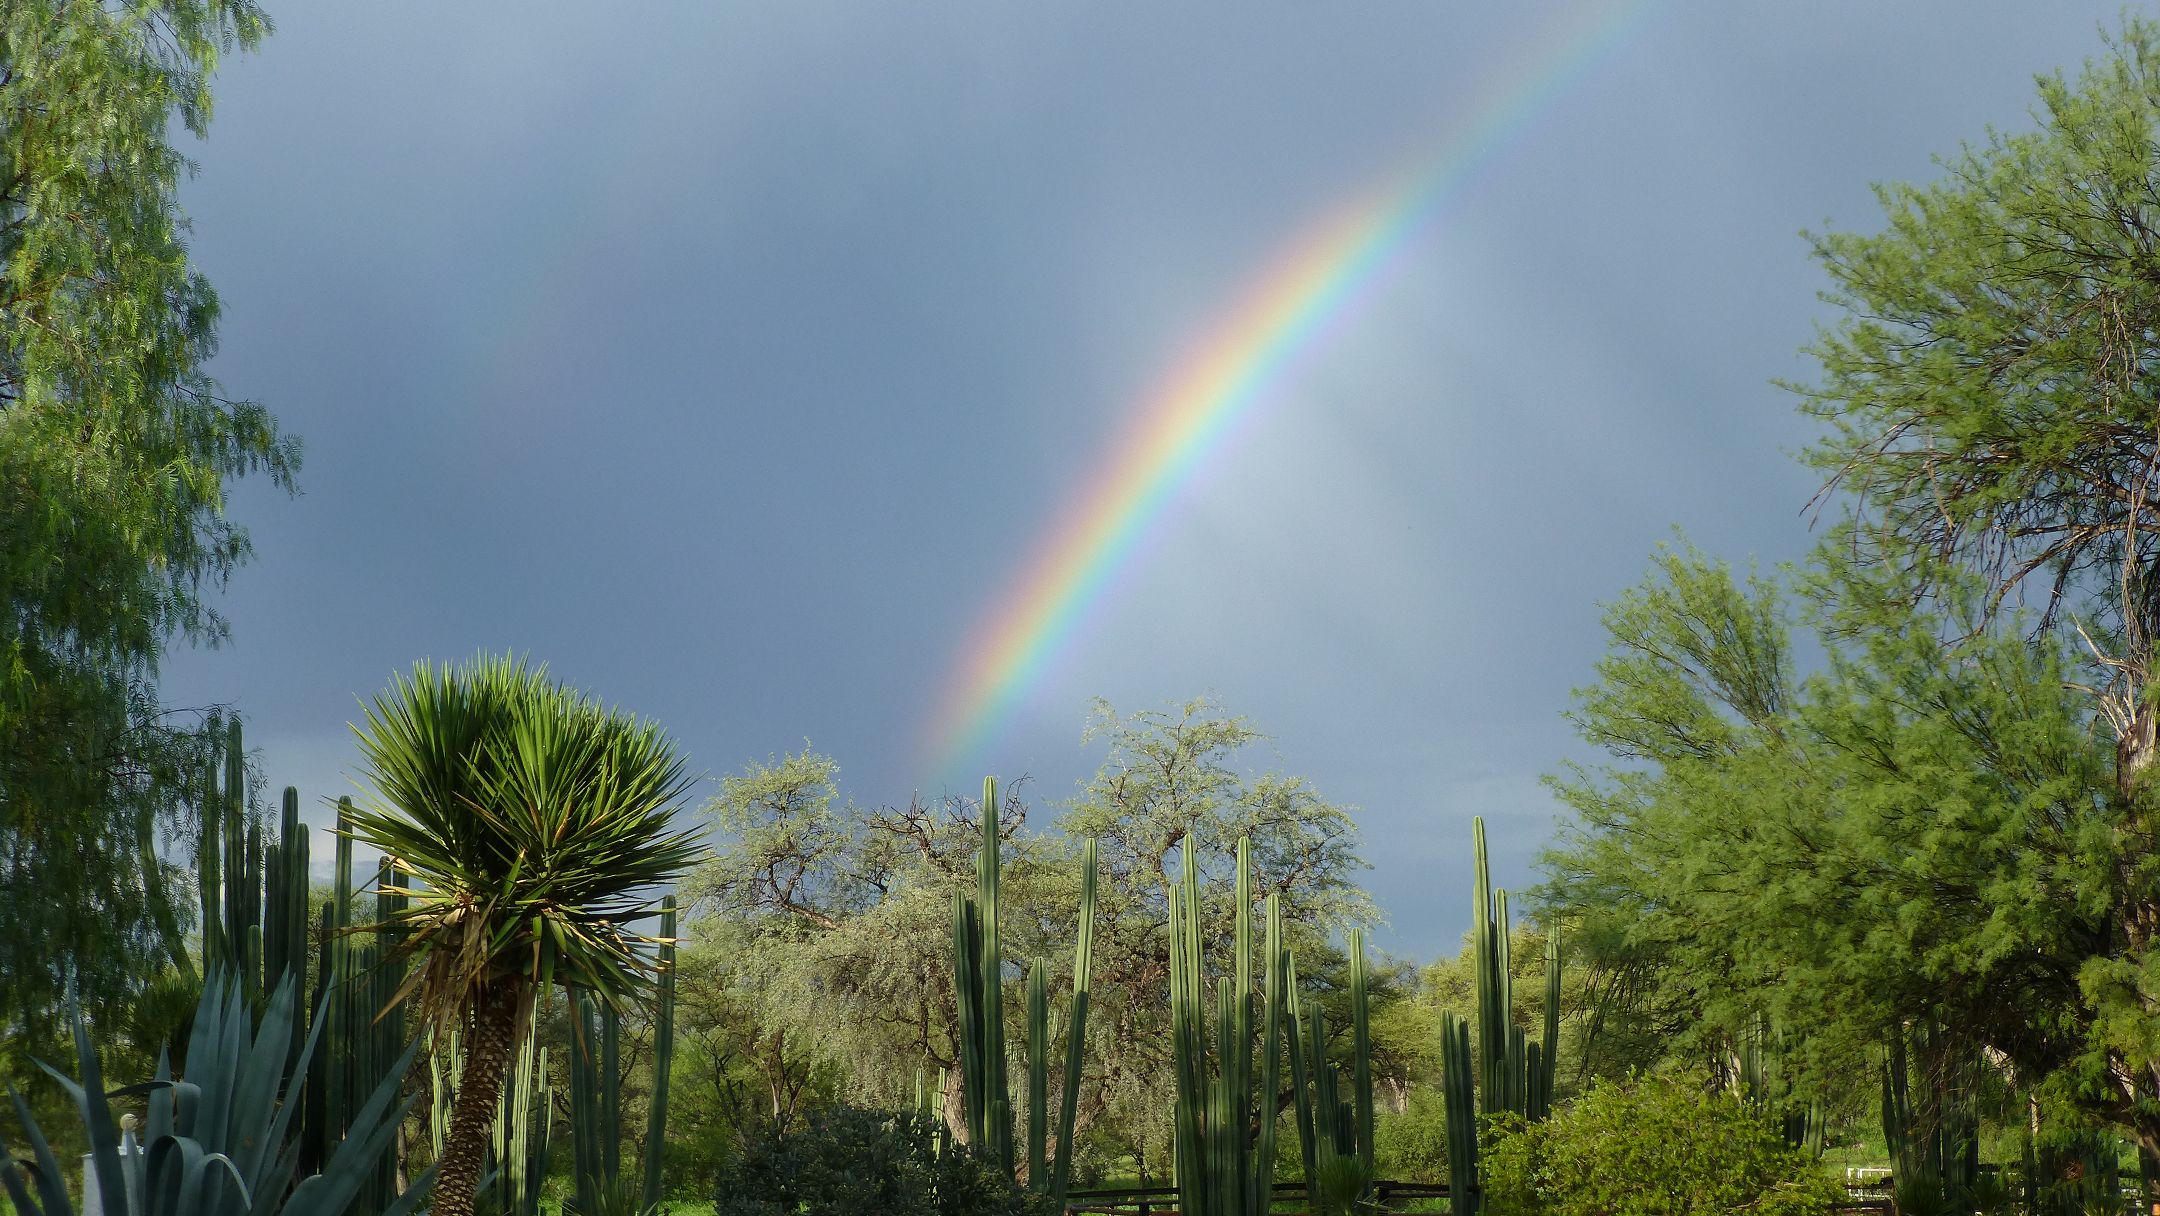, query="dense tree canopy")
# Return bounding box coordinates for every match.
[1546,18,2160,1161]
[1796,15,2160,788]
[1541,543,2141,1148]
[0,1,293,1033]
